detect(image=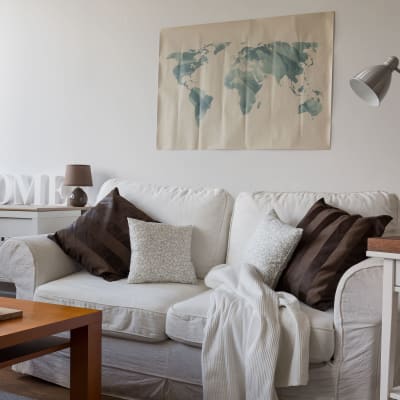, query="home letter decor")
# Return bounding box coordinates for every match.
[0,175,14,205]
[0,174,65,205]
[48,175,66,205]
[34,175,50,204]
[157,11,334,149]
[13,175,35,205]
